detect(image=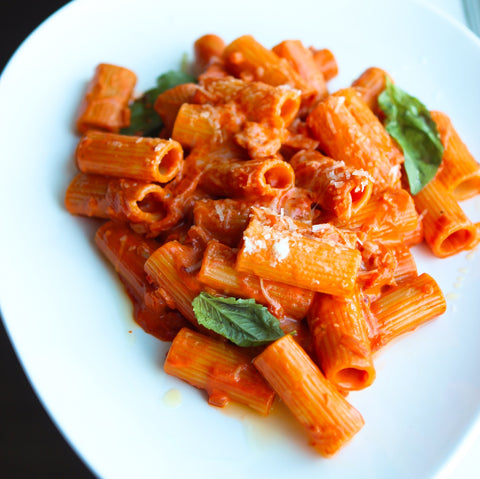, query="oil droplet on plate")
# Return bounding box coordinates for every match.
[446,292,460,301]
[162,388,182,408]
[466,250,477,261]
[219,399,307,453]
